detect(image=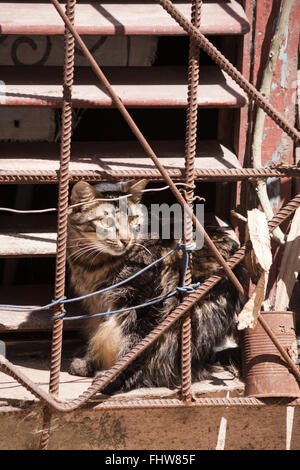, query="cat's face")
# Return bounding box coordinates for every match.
[68,180,148,258]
